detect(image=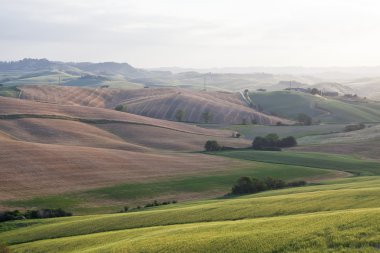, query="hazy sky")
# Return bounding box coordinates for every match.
[1,0,380,68]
